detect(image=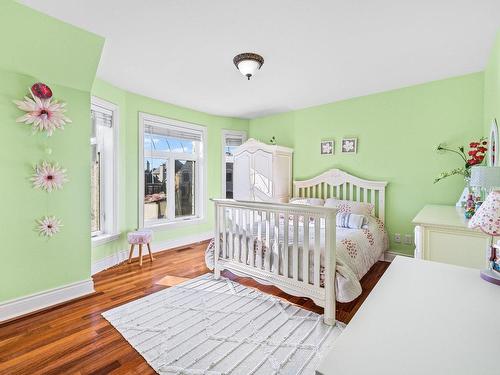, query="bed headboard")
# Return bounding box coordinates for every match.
[293,168,388,222]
